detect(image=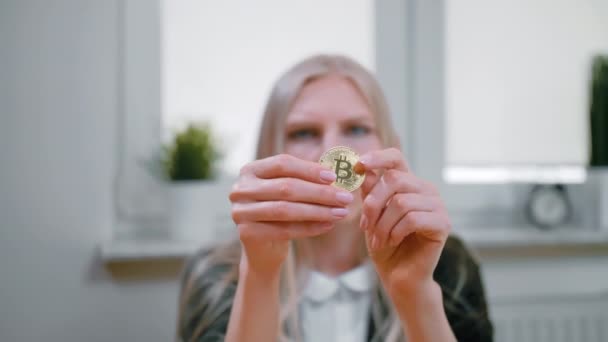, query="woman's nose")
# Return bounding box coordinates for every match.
[321,129,344,152]
[321,135,335,153]
[308,132,341,162]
